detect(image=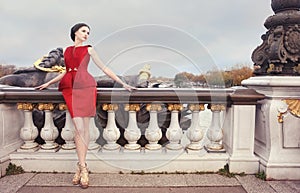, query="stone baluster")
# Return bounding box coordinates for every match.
[124,104,141,150]
[38,103,59,151]
[102,104,120,151]
[166,104,183,150]
[186,104,205,151]
[58,104,76,150]
[88,117,101,151]
[145,104,163,151]
[206,104,226,151]
[17,103,39,151]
